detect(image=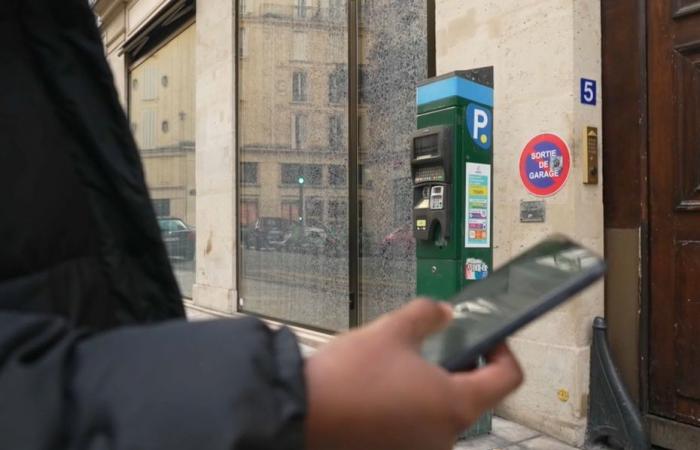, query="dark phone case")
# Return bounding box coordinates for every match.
[441,241,606,372]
